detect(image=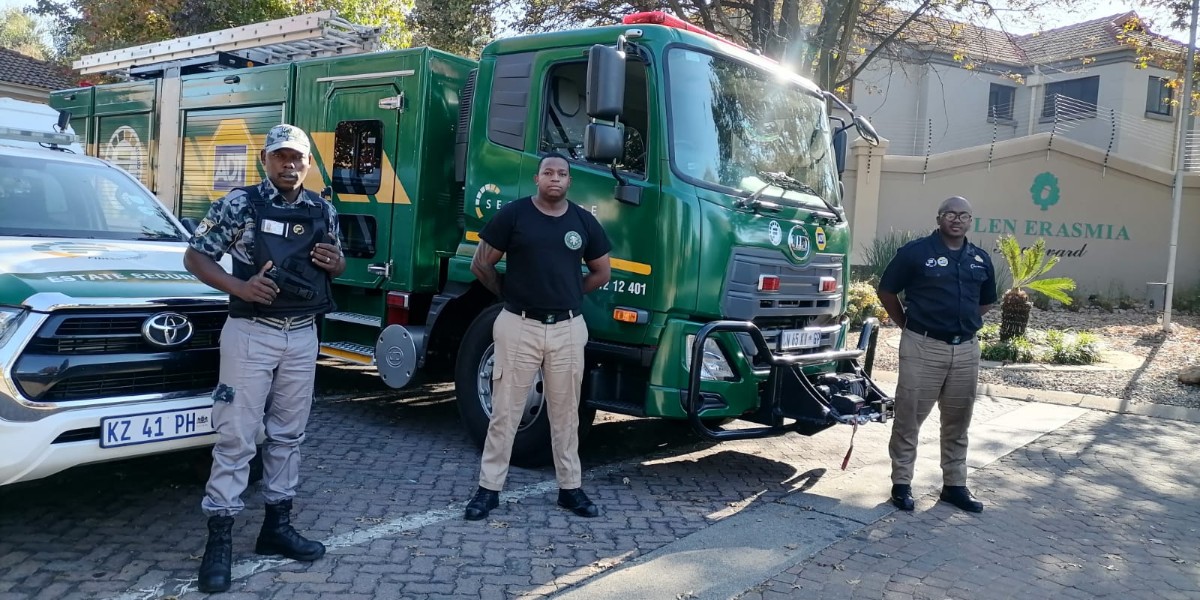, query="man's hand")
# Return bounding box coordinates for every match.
[235,261,279,304]
[311,242,343,273]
